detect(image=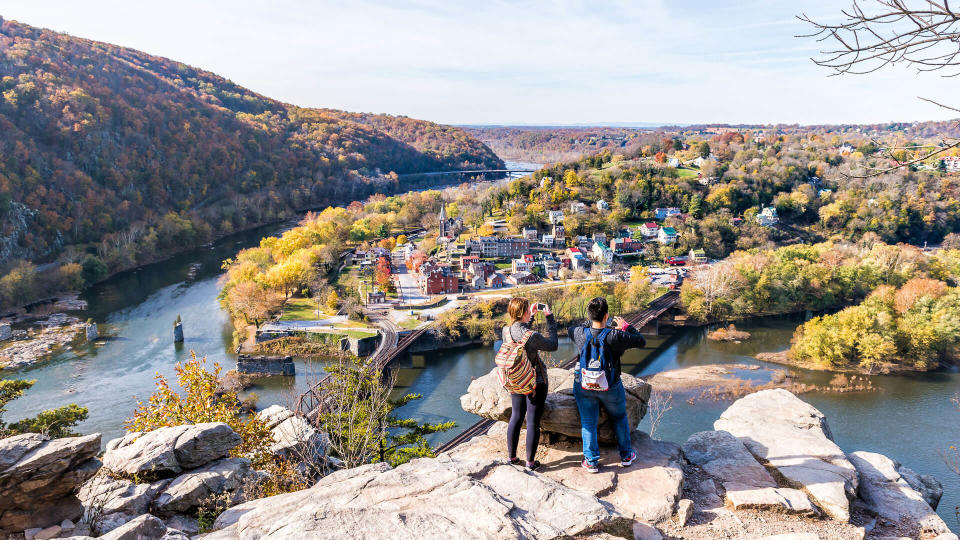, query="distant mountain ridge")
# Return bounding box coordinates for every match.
[0,17,502,269]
